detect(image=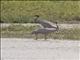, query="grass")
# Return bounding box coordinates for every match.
[1,24,80,40]
[1,1,80,23]
[51,28,80,40]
